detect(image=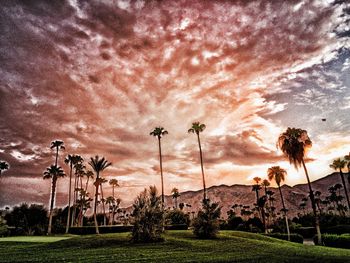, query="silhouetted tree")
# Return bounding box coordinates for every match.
[0,160,9,176]
[330,158,350,211]
[171,187,180,209]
